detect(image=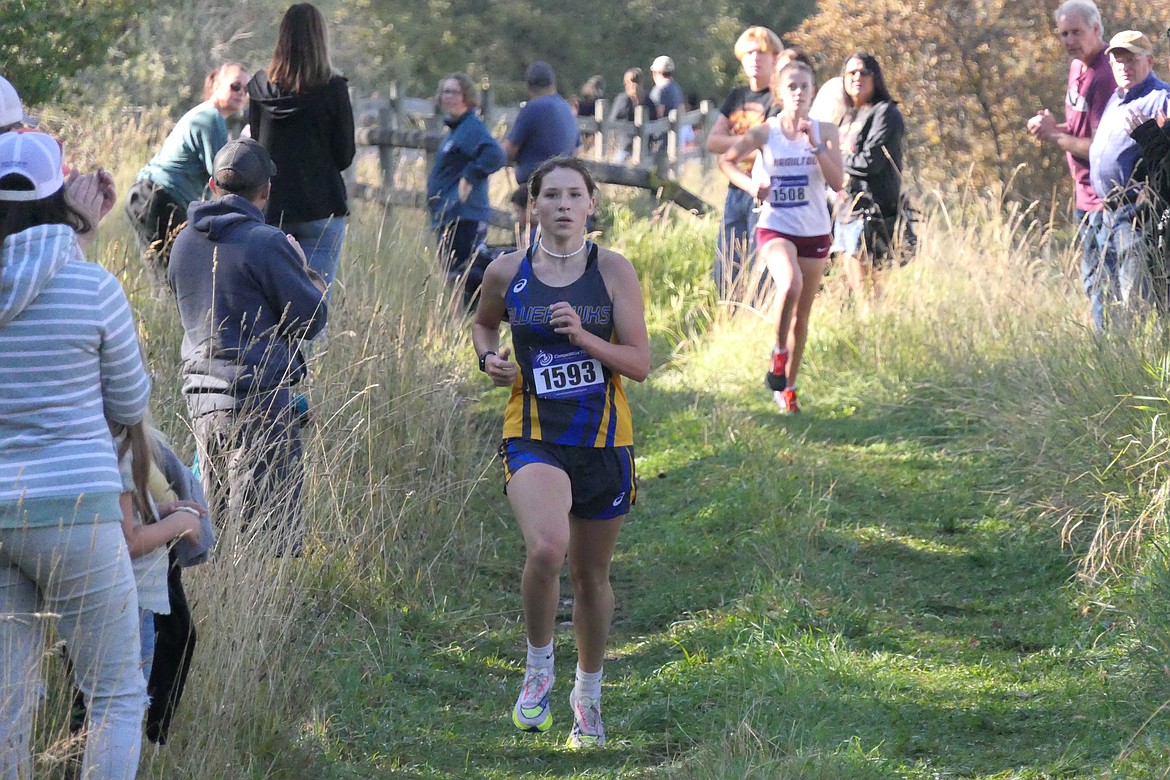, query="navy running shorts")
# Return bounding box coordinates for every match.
[499,438,636,520]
